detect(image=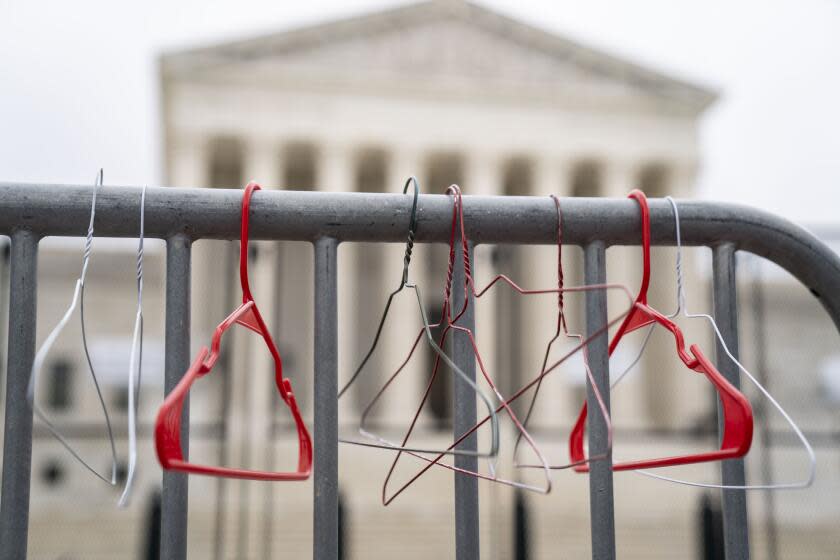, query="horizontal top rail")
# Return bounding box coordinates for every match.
[2,183,840,333]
